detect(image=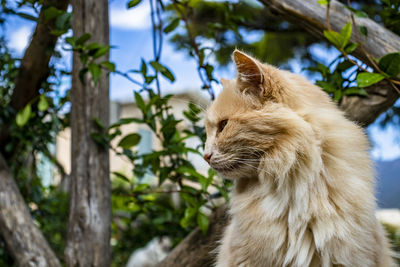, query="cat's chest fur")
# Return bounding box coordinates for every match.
[220,178,318,267]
